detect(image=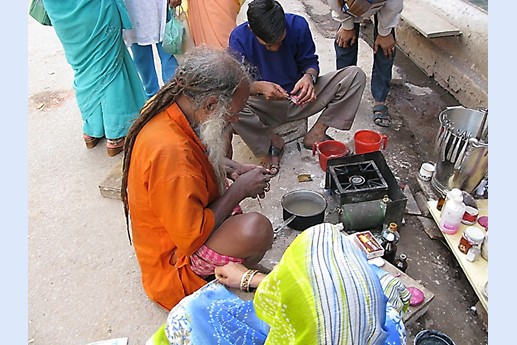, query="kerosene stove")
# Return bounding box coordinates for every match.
[325,151,407,234]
